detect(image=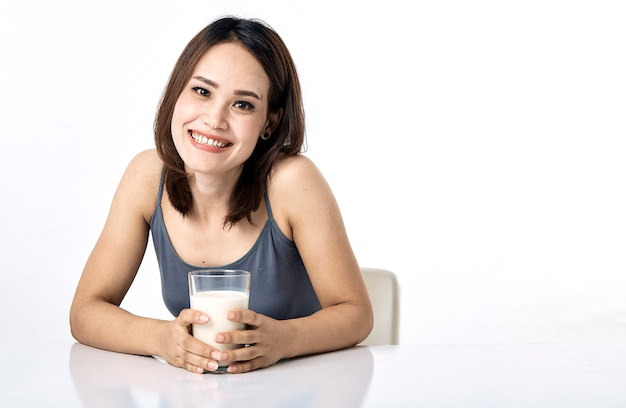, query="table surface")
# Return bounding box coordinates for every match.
[1,341,625,407]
